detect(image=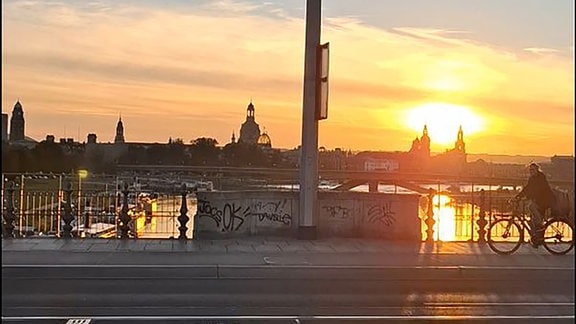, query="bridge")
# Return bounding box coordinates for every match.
[116,164,574,192]
[2,169,573,241]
